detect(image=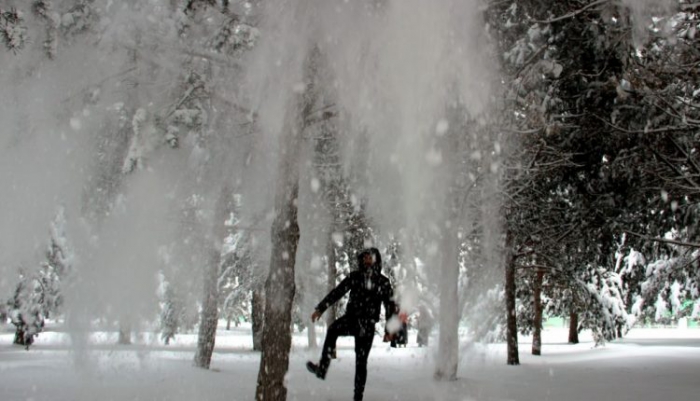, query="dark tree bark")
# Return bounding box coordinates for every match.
[505,231,520,365]
[255,46,319,400]
[568,309,579,344]
[325,236,337,326]
[13,328,31,347]
[193,247,222,369]
[252,287,264,351]
[194,189,232,369]
[254,139,301,400]
[13,329,24,345]
[532,269,544,356]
